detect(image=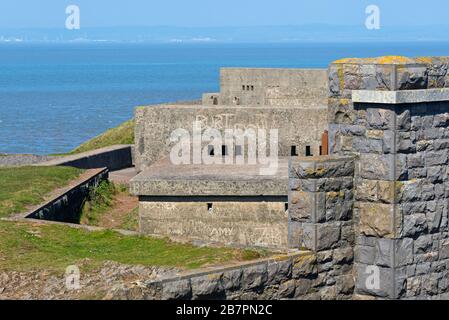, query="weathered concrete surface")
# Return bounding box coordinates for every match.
[38,144,133,171]
[132,158,289,249]
[219,68,328,106]
[139,200,288,249]
[0,154,57,167]
[109,167,138,186]
[134,105,327,172]
[130,157,288,197]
